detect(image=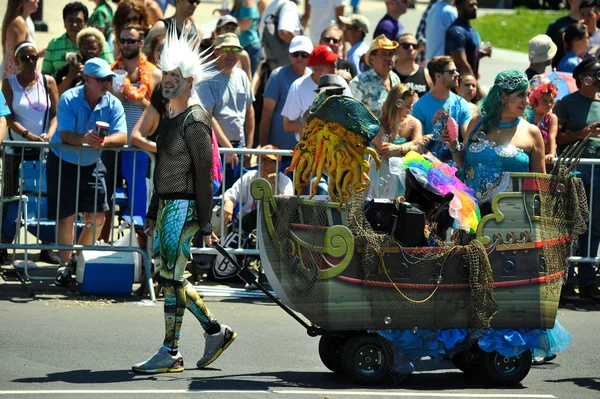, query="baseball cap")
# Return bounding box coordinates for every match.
[289,35,313,54]
[366,34,399,66]
[573,55,600,80]
[214,33,243,49]
[528,34,557,64]
[216,15,238,30]
[83,57,115,78]
[261,144,280,161]
[308,45,339,67]
[314,74,344,92]
[339,14,370,34]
